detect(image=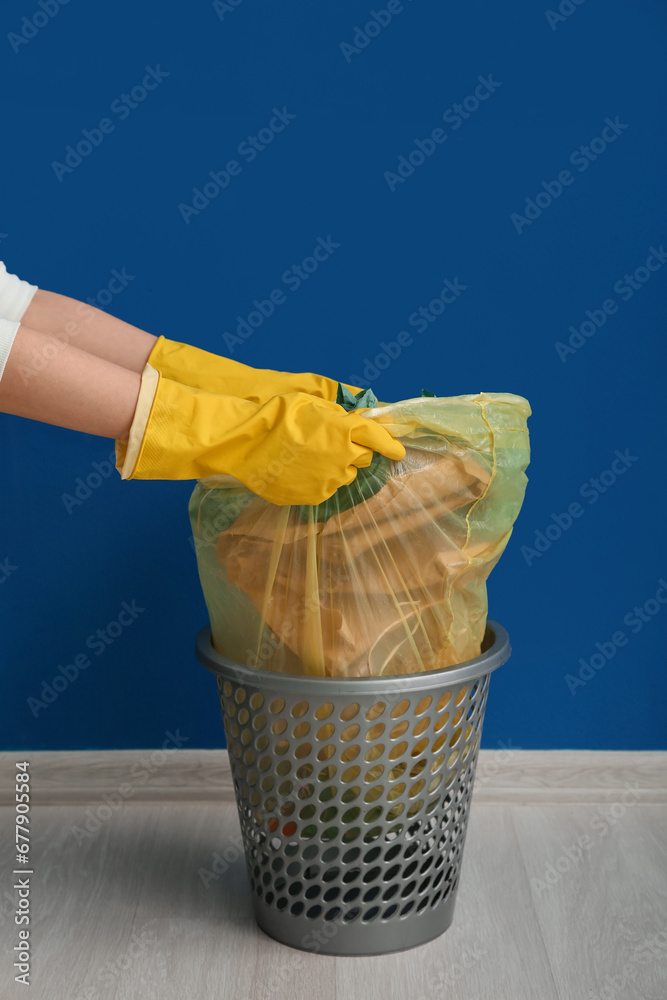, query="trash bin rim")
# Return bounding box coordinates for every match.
[195,620,510,694]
